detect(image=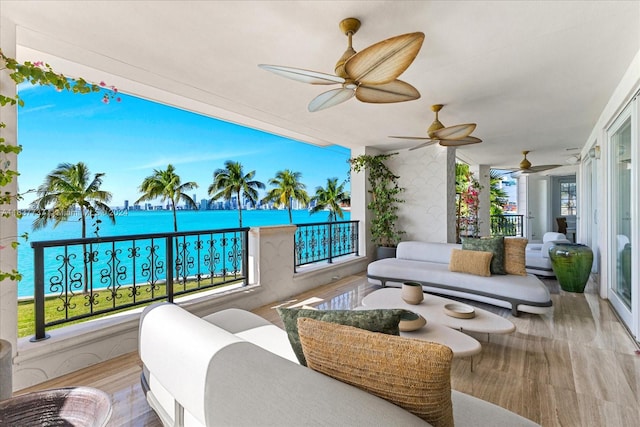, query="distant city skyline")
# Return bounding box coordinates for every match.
[16,84,351,209]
